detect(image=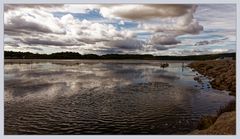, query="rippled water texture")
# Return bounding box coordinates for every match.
[4,60,234,135]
